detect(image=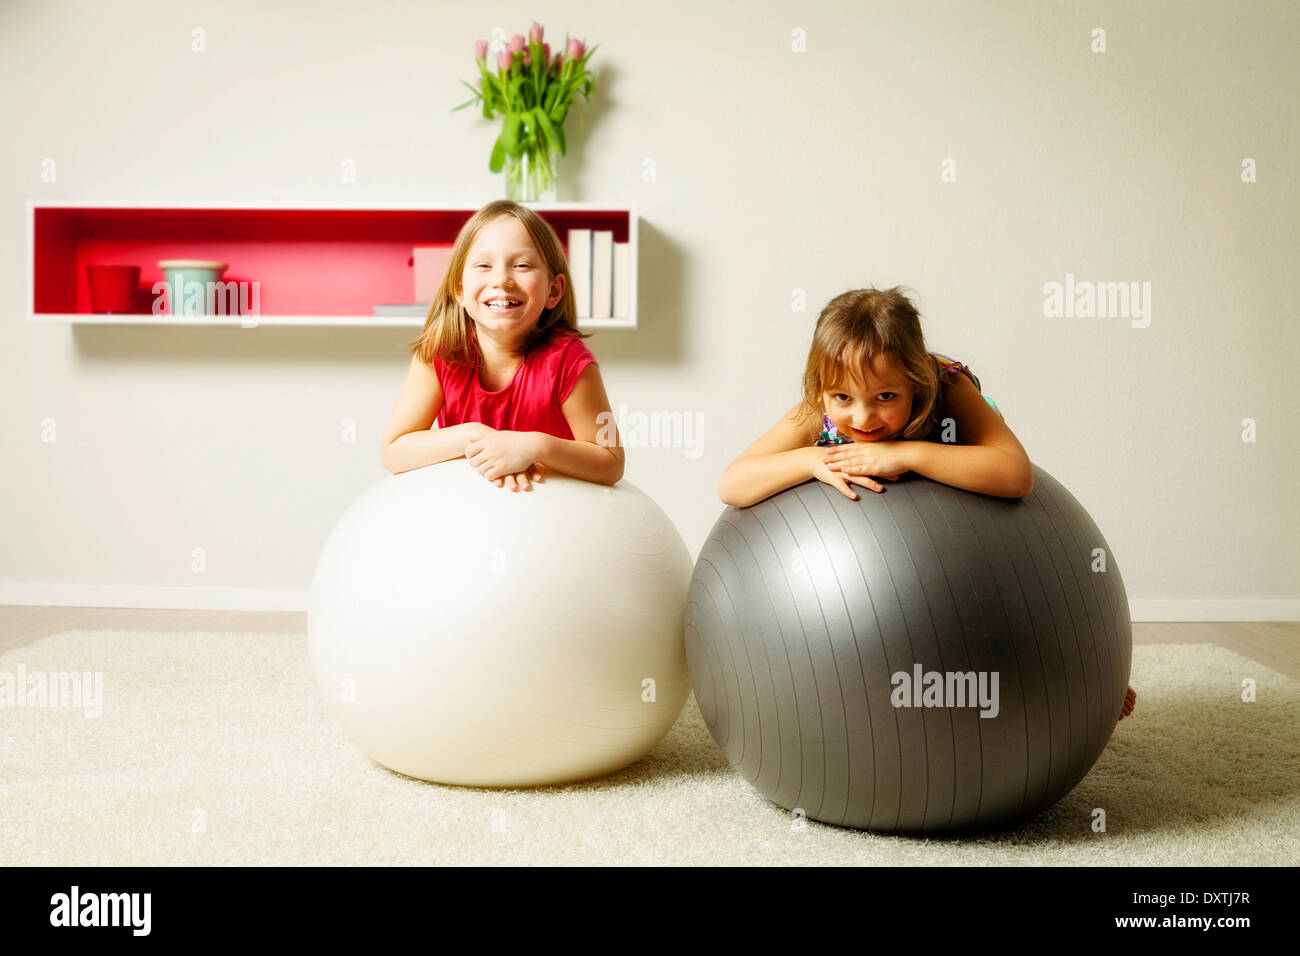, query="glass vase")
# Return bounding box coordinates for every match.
[504,148,557,203]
